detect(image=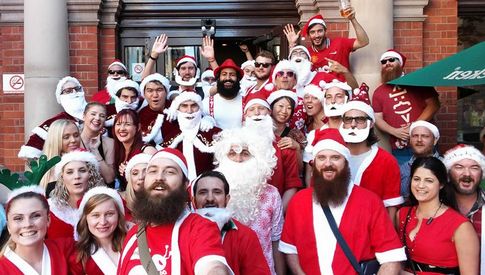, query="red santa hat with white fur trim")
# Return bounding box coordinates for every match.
[301,14,327,38]
[149,148,189,178]
[340,100,375,122]
[139,73,171,98]
[272,59,298,83]
[443,144,485,179]
[266,89,298,106]
[243,91,270,113]
[380,49,407,67]
[165,90,203,121]
[323,79,352,99]
[109,79,140,98]
[308,128,350,160]
[54,150,99,178]
[288,45,311,60]
[124,153,152,179]
[303,84,325,101]
[108,59,127,72]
